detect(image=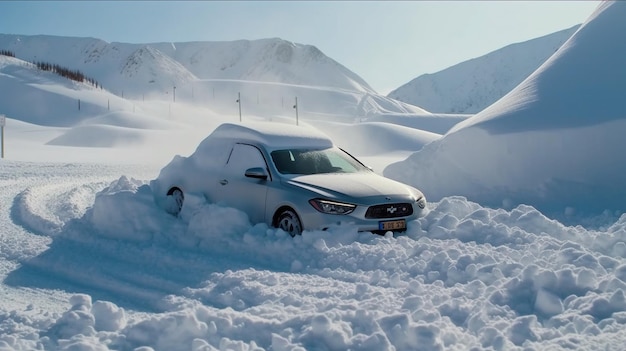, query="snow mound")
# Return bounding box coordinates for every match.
[385,1,626,219]
[179,79,428,124]
[363,113,469,135]
[78,111,184,130]
[312,121,440,156]
[6,172,626,350]
[46,125,150,147]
